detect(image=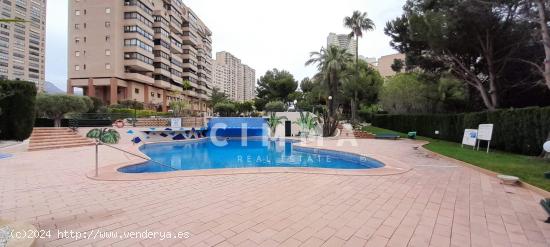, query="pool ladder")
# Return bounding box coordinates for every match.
[94,141,176,177]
